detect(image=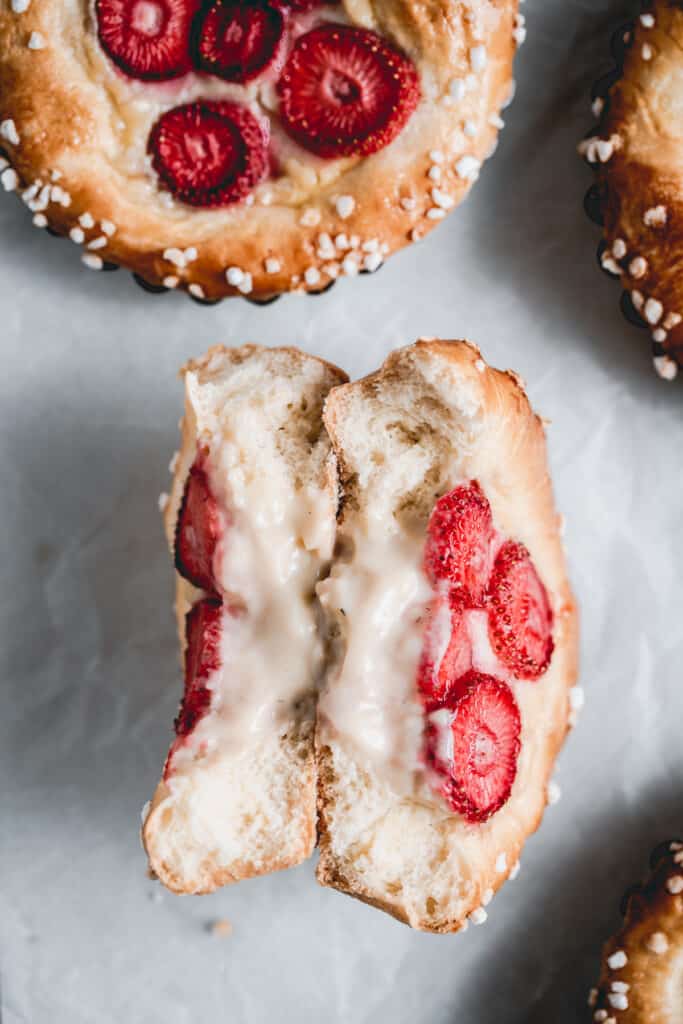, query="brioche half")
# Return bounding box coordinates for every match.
[590,839,683,1022]
[579,1,683,378]
[143,345,347,894]
[316,339,579,933]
